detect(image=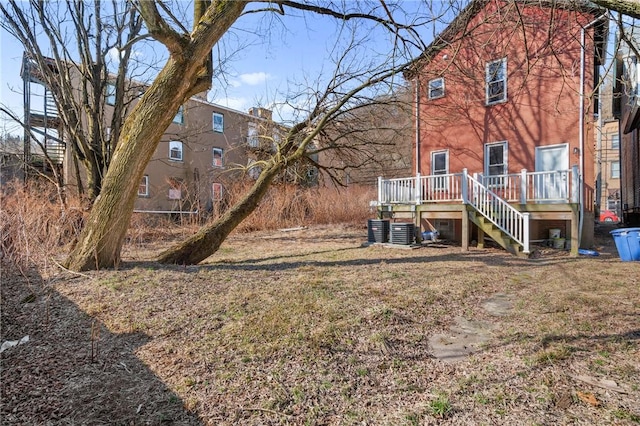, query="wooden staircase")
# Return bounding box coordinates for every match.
[467,207,528,257]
